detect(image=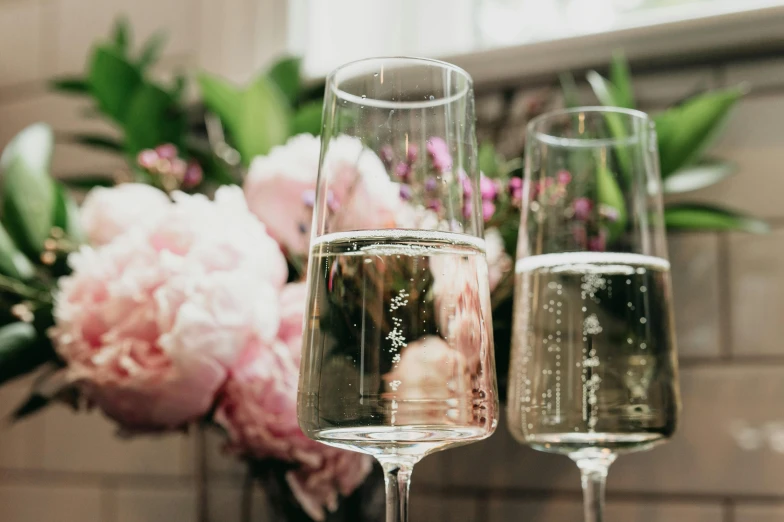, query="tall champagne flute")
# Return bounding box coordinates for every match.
[507,107,681,522]
[297,57,498,522]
